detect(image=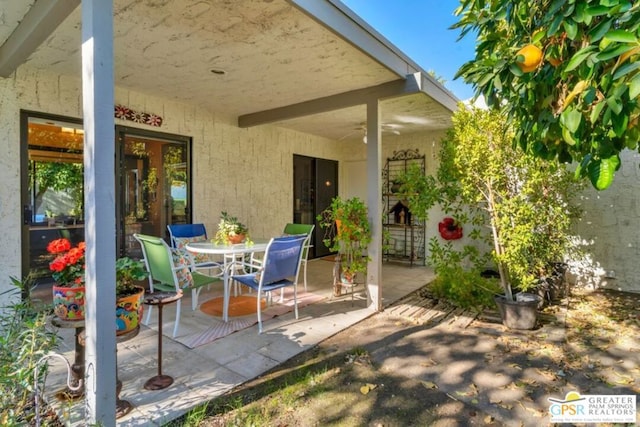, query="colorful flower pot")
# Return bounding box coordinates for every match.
[52,285,86,321]
[116,286,145,335]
